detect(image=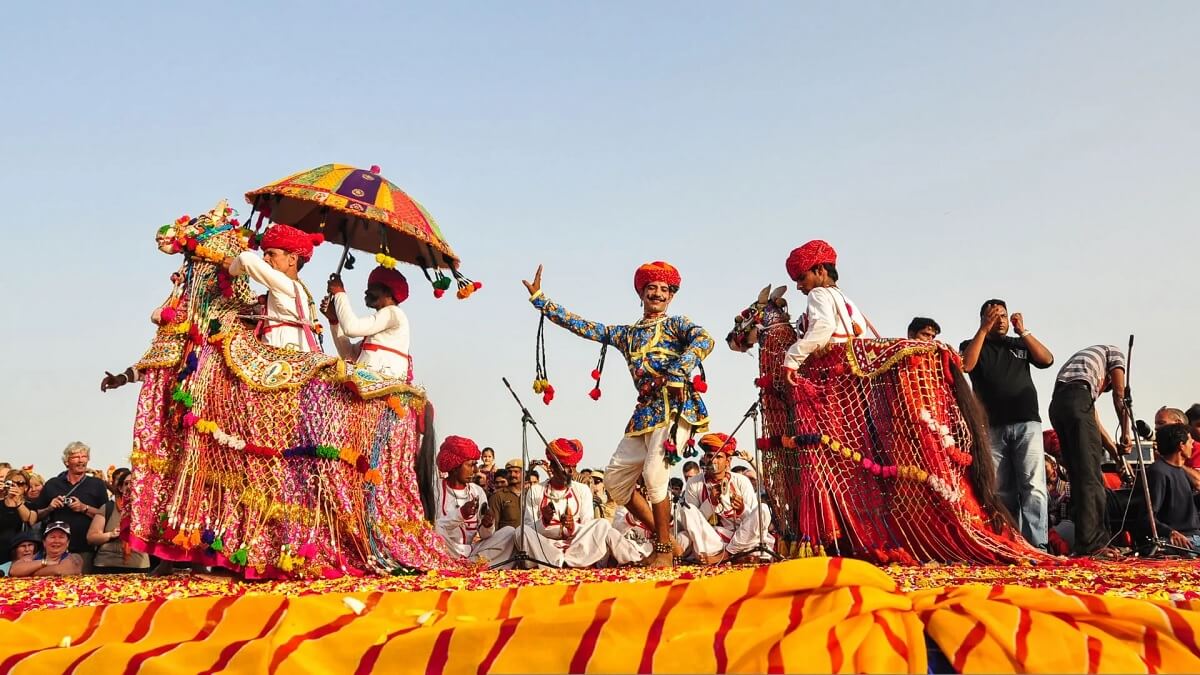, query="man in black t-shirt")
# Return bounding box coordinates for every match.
[1138,424,1200,553]
[960,299,1055,549]
[31,442,109,570]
